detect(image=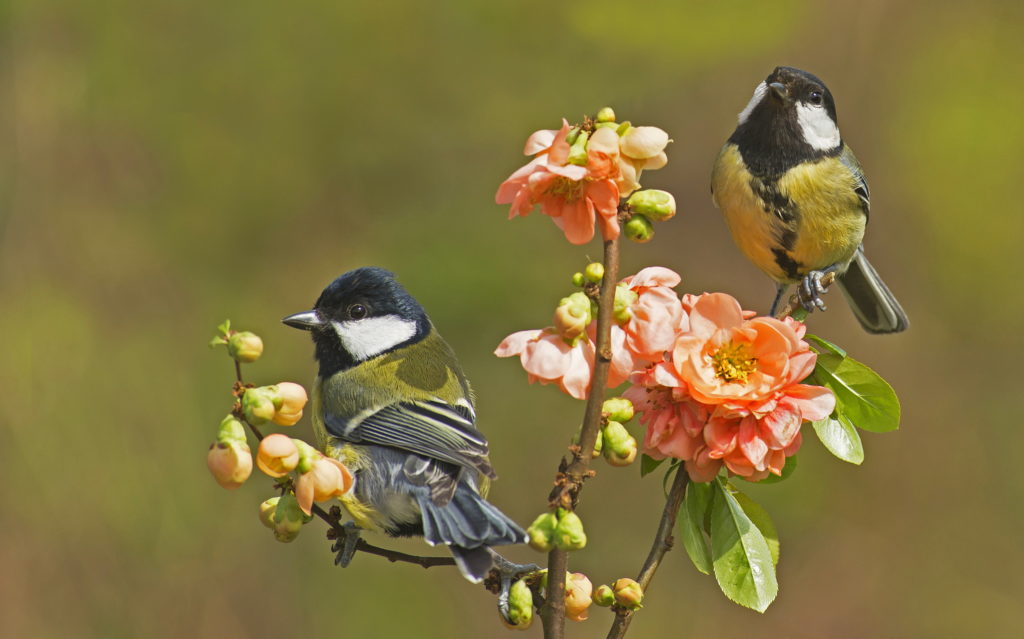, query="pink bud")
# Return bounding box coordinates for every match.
[256,434,300,478]
[619,126,670,160]
[565,573,593,622]
[206,440,253,489]
[271,382,308,426]
[295,454,354,515]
